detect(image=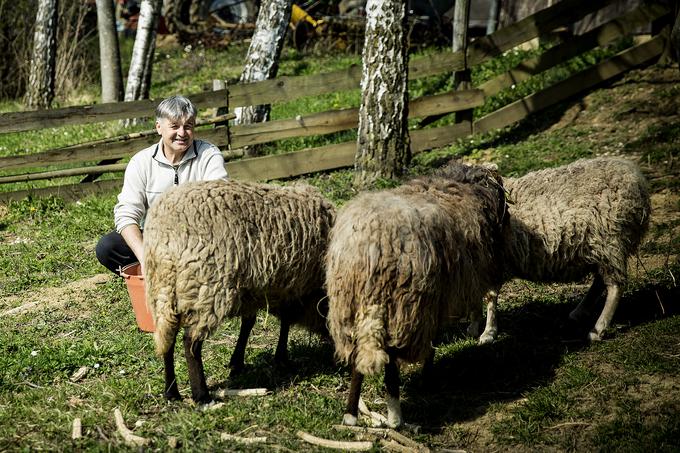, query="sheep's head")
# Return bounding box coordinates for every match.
[434,160,510,230]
